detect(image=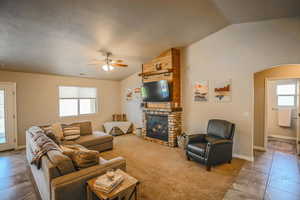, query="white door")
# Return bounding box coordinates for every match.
[0,83,17,151]
[296,81,300,155]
